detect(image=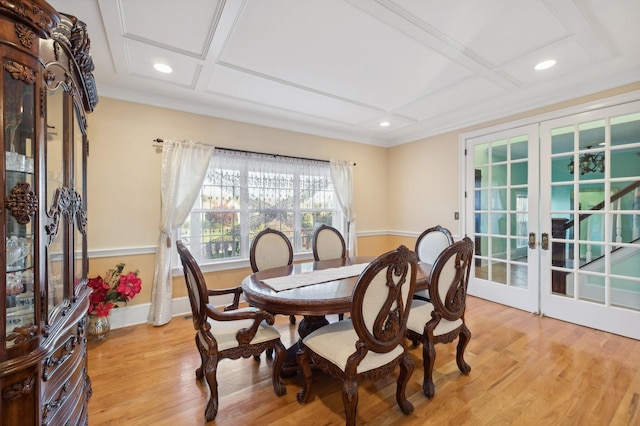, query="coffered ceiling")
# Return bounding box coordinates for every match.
[48,0,640,147]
